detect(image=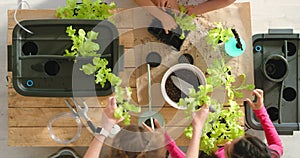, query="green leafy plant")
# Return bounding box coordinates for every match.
[56,0,116,20]
[65,26,141,125]
[174,5,196,39]
[179,58,254,155]
[206,22,234,50]
[64,26,100,57]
